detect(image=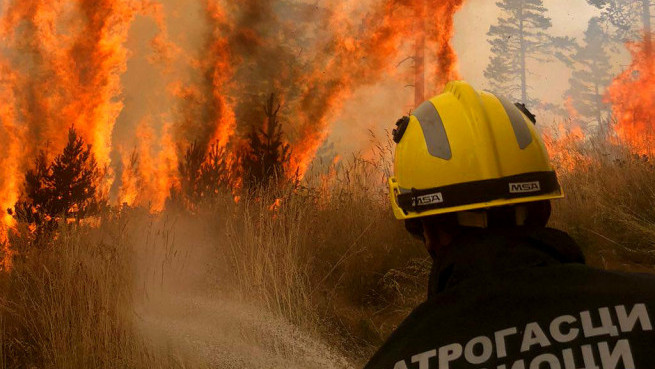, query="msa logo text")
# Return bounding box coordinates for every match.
[509,181,541,194]
[414,193,444,206]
